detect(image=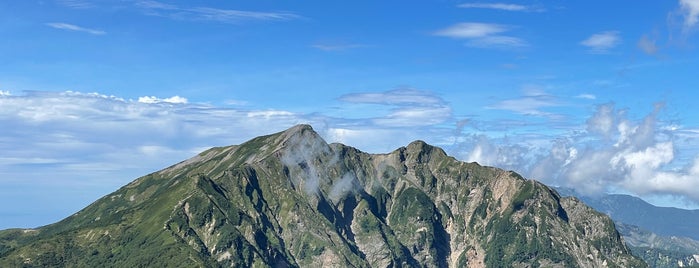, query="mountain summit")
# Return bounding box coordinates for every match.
[0,125,645,267]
